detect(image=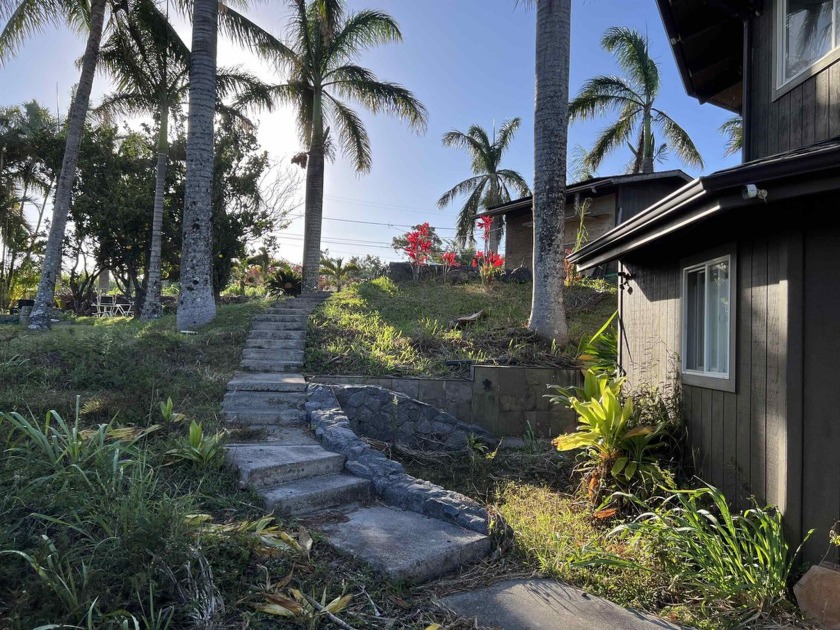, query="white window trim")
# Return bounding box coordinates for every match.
[774,0,840,98]
[680,248,737,393]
